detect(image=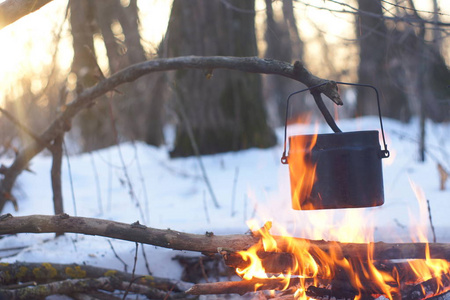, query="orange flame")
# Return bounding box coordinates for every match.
[407,181,450,297]
[288,133,318,210]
